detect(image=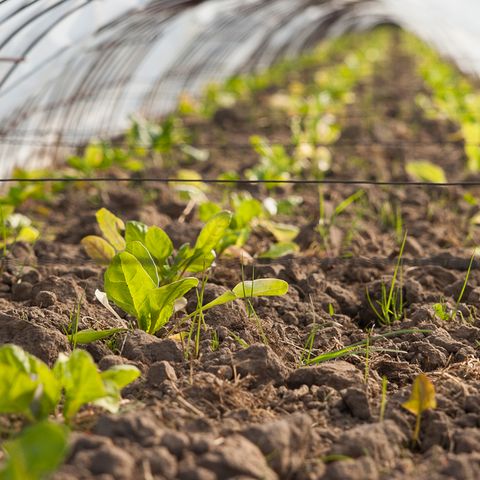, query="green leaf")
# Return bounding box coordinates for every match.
[15,226,39,244]
[200,291,237,311]
[96,365,141,413]
[232,278,289,298]
[260,220,299,242]
[104,251,156,320]
[200,278,288,312]
[67,328,127,345]
[194,211,232,254]
[0,421,69,480]
[406,161,446,183]
[145,226,174,265]
[125,221,149,244]
[260,242,299,259]
[81,235,116,264]
[96,208,126,251]
[198,201,222,223]
[233,198,263,228]
[125,241,159,285]
[53,350,107,420]
[0,345,60,420]
[146,277,199,333]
